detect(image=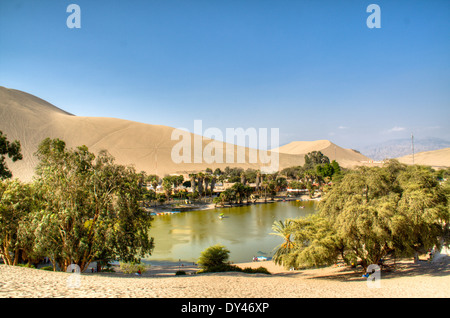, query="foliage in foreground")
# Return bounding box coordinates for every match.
[272,160,449,271]
[198,264,270,275]
[119,261,150,274]
[0,138,154,272]
[197,244,231,271]
[175,270,187,275]
[197,244,270,274]
[0,130,23,180]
